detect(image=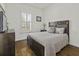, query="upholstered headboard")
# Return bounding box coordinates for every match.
[49,20,69,37]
